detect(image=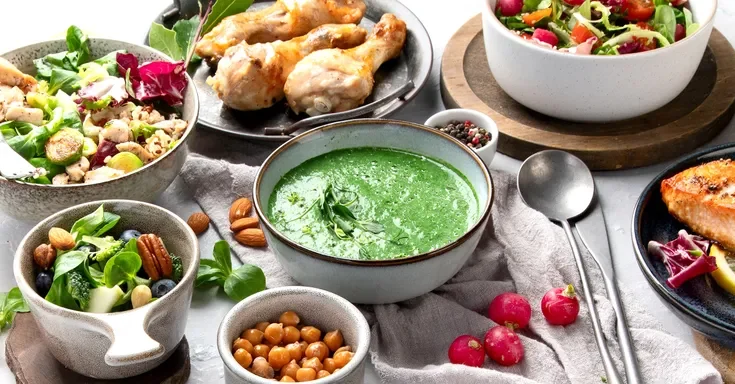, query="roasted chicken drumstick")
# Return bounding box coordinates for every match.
[208,24,367,111]
[195,0,366,62]
[284,13,407,116]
